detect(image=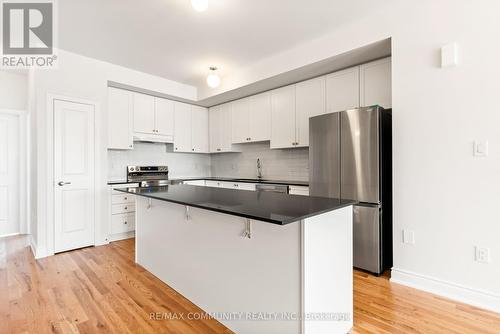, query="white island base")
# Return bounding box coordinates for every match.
[135,197,353,334]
